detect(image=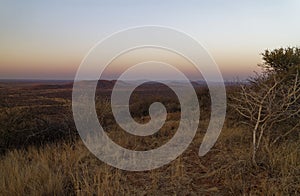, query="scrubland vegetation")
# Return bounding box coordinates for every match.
[0,47,299,195]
